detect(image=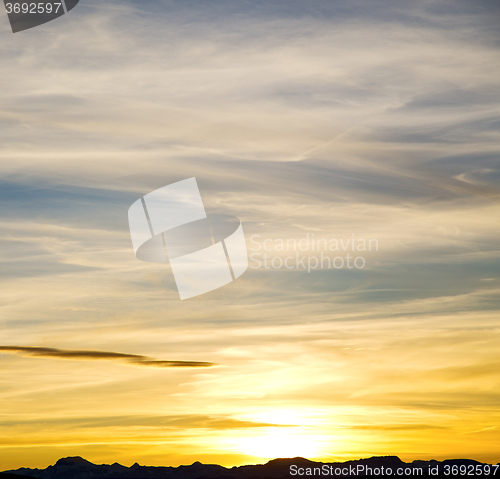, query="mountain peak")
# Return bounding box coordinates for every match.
[266,457,310,465]
[54,457,93,466]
